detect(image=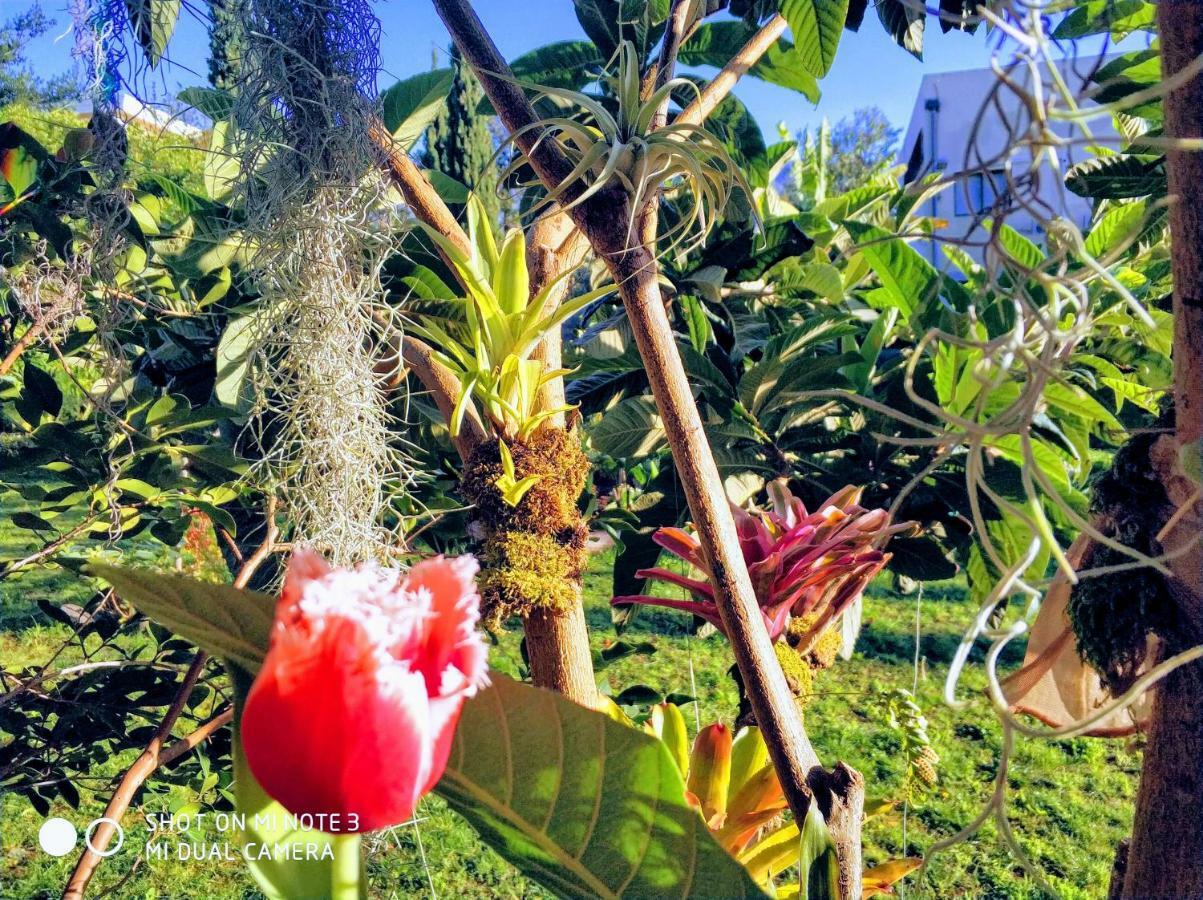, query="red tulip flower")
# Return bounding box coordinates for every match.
[612,481,915,642]
[242,549,489,832]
